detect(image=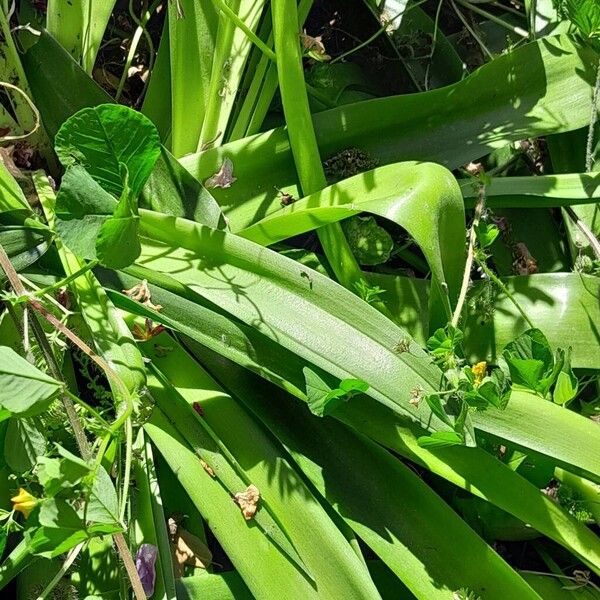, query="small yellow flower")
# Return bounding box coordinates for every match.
[11,488,38,518]
[472,361,487,386]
